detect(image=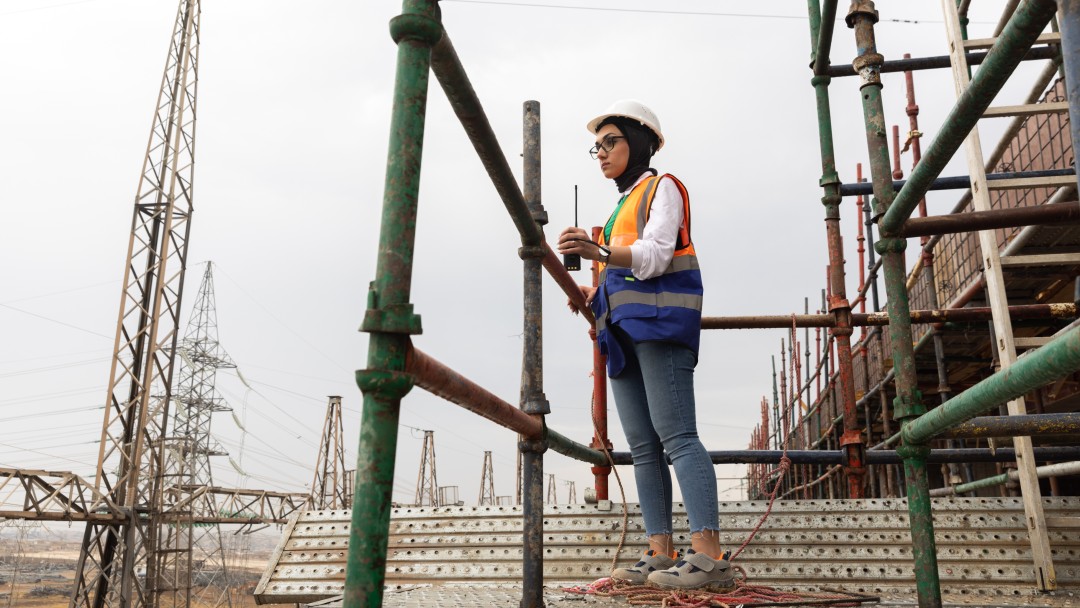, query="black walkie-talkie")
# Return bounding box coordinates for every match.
[563,185,581,271]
